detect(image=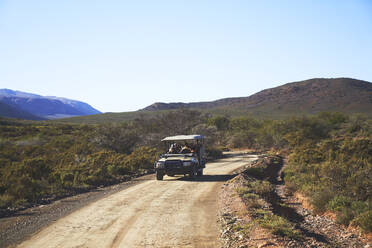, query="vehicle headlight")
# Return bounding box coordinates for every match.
[156,161,165,168]
[183,161,192,166]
